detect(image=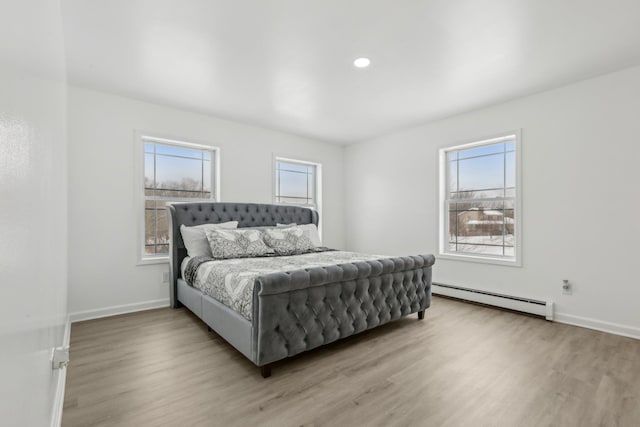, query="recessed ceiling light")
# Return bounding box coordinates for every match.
[353,57,371,68]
